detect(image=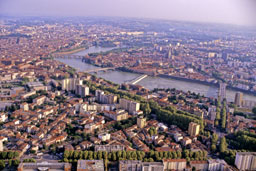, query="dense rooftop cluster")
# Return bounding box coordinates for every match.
[0,17,255,170]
